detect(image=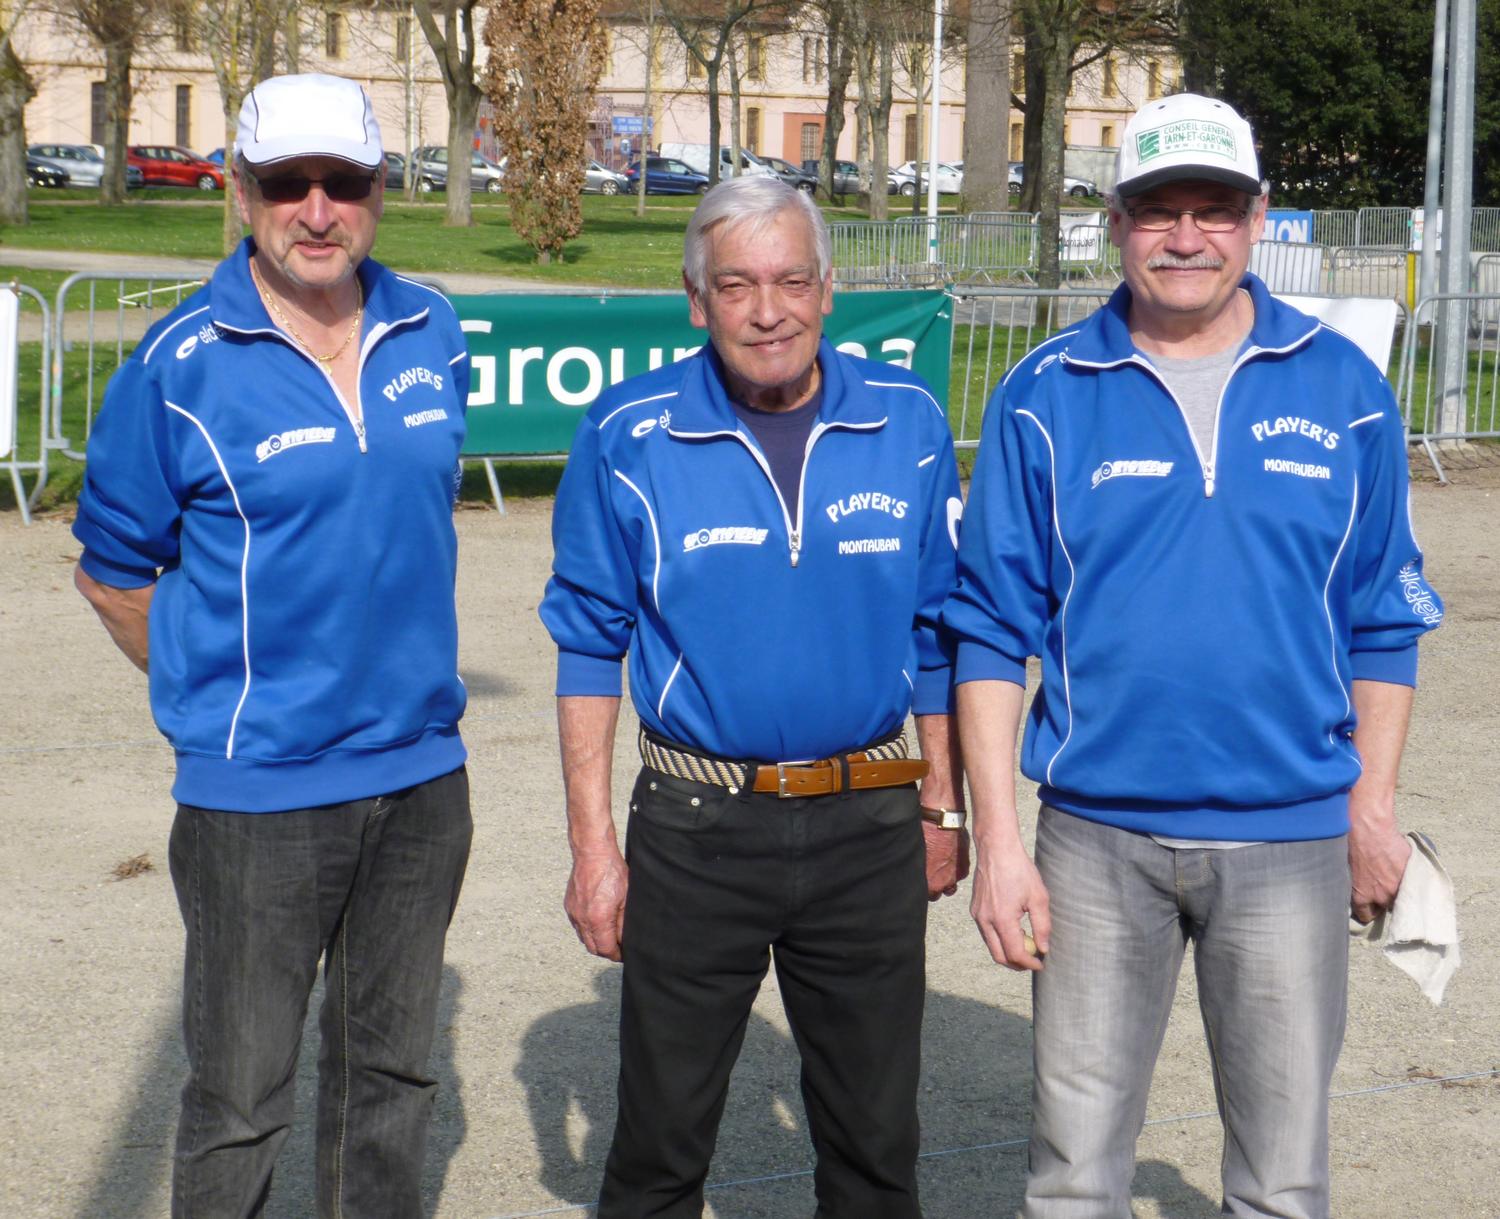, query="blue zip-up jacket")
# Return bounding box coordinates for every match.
[540,337,963,762]
[72,239,470,812]
[943,275,1443,841]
